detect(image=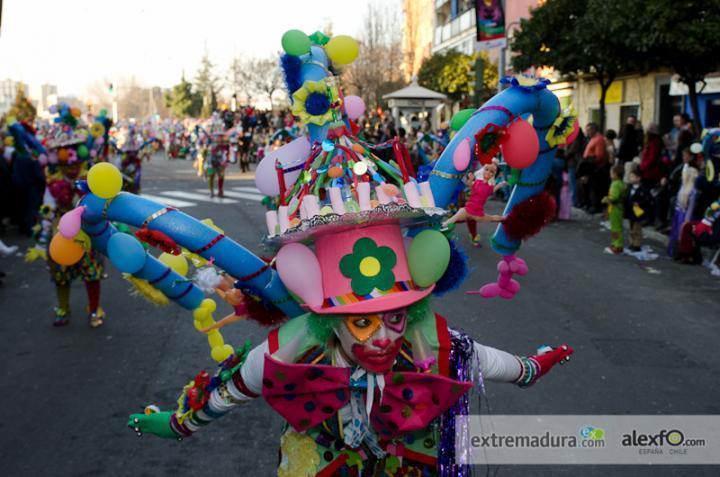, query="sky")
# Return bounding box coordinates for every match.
[0,0,392,98]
